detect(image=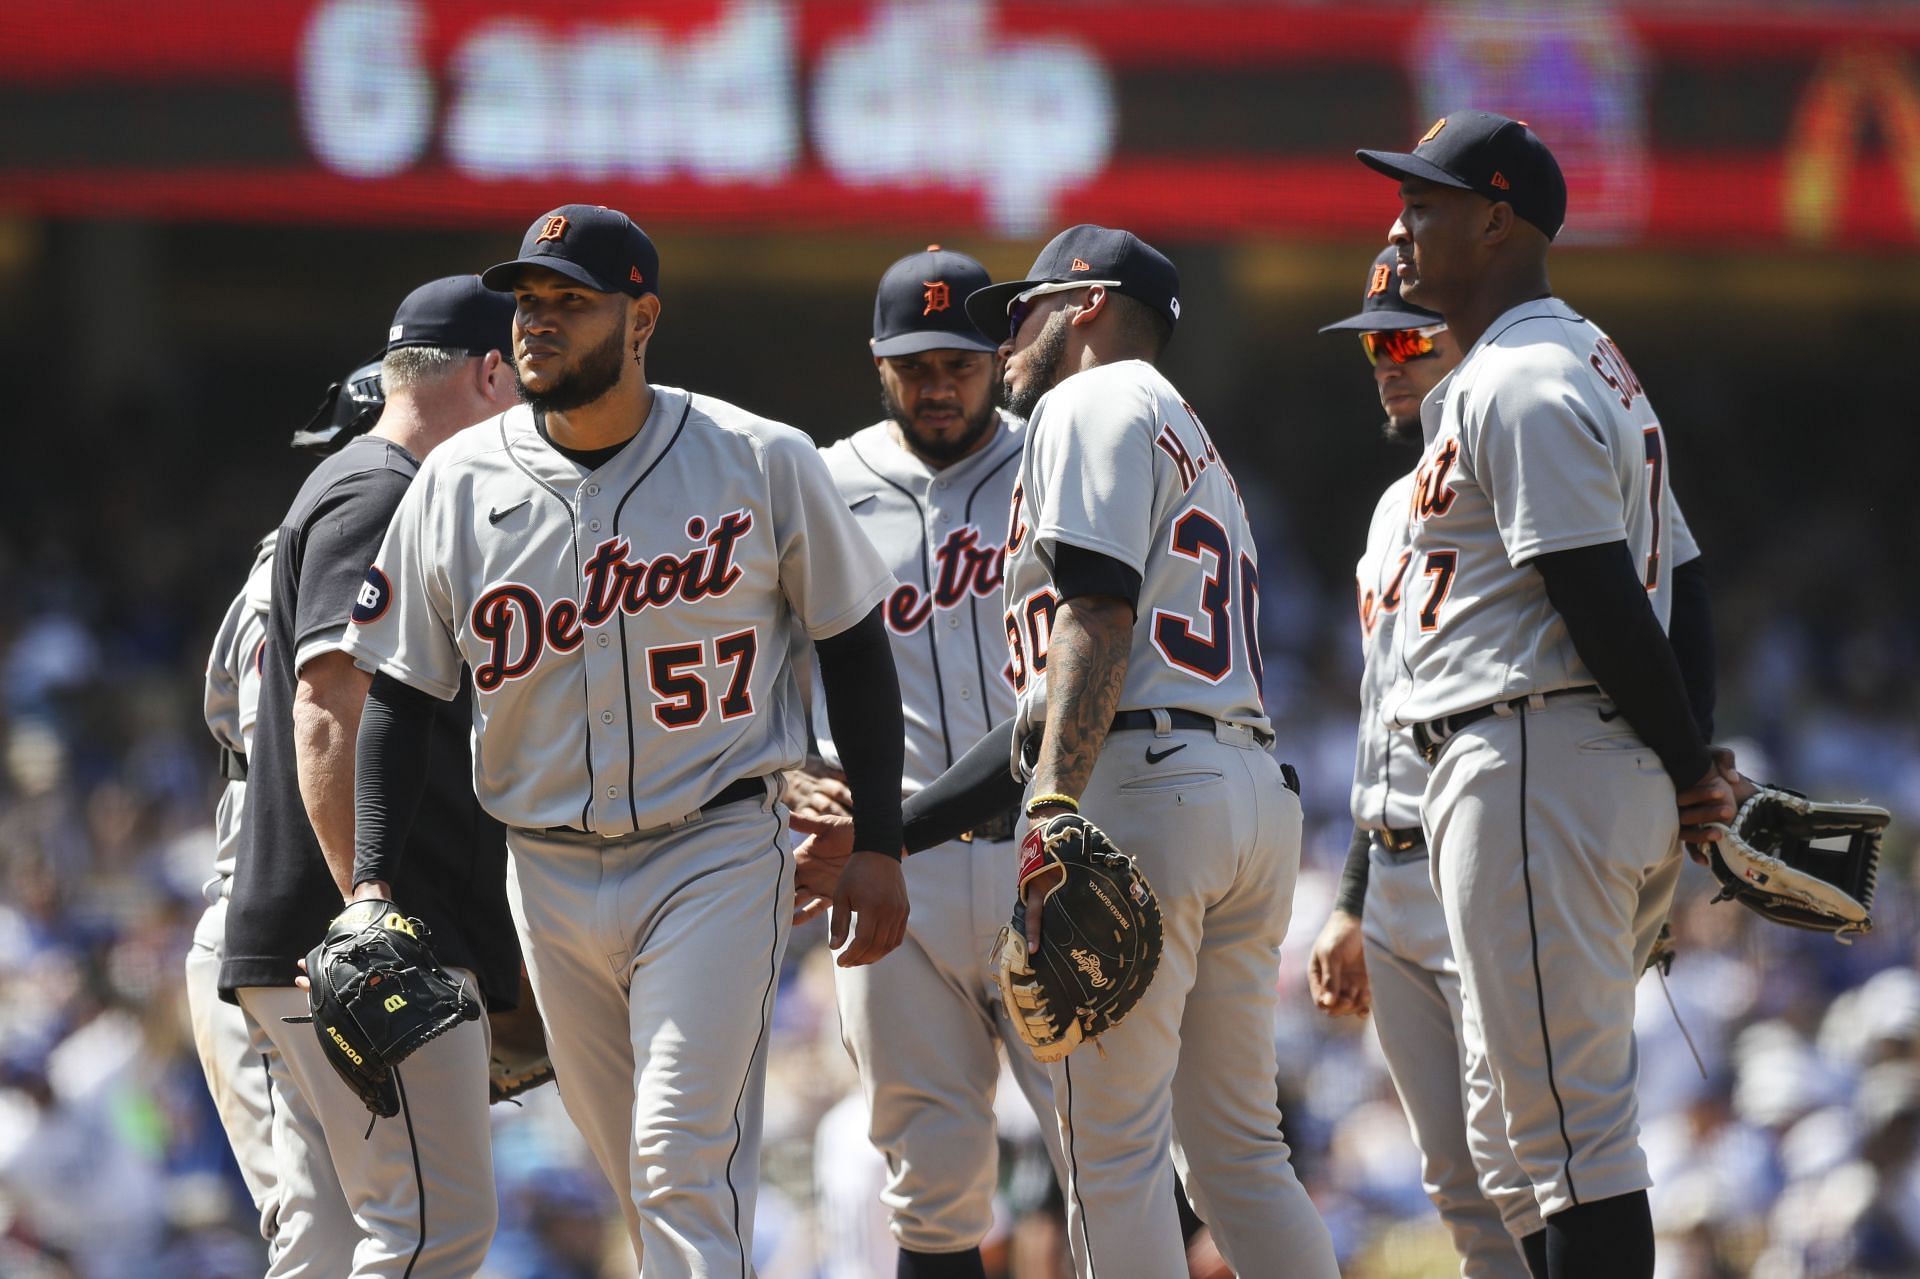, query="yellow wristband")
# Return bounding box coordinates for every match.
[1025,793,1080,816]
